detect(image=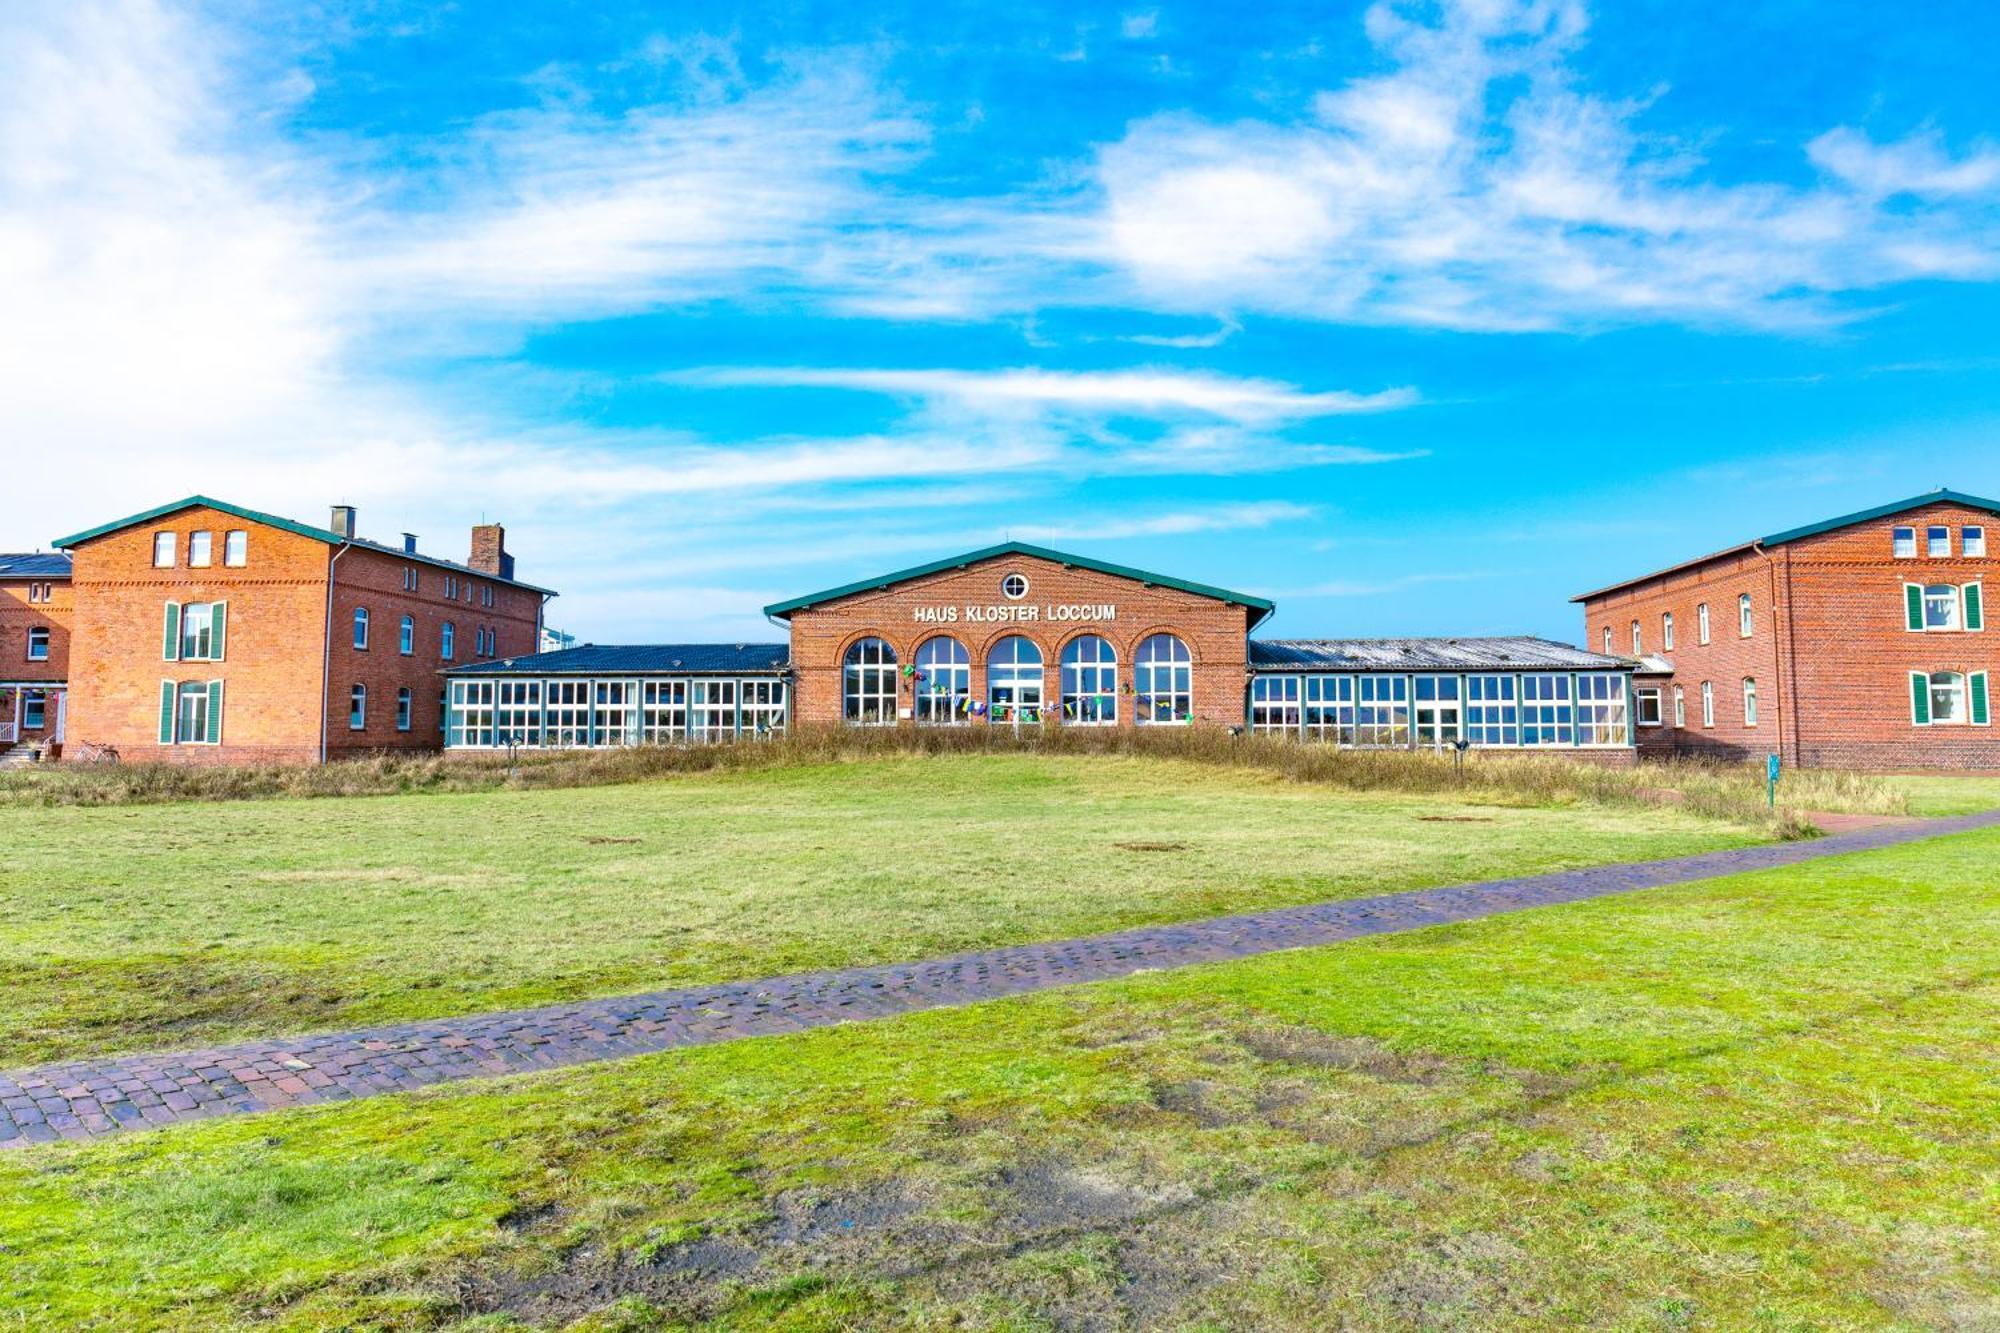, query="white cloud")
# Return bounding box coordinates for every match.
[1089,0,2000,328]
[1120,10,1160,39]
[666,365,1416,420]
[1123,317,1241,348]
[1011,500,1313,542]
